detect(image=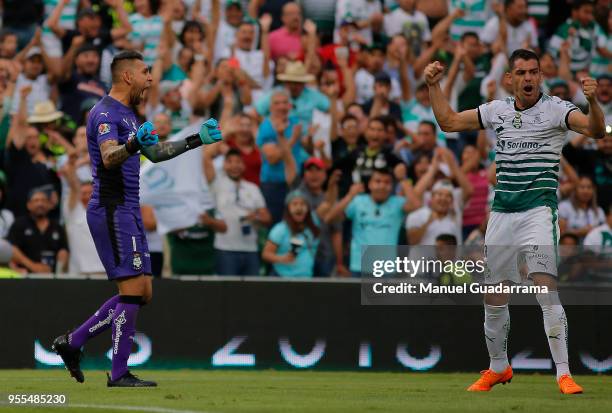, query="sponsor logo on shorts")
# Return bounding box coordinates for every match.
[133,252,142,271]
[98,123,111,135]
